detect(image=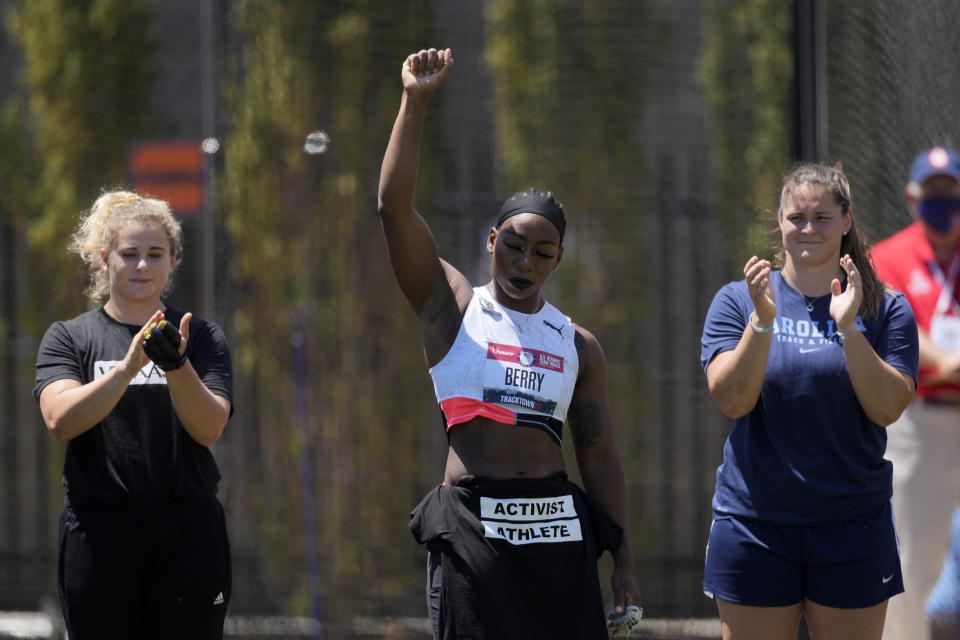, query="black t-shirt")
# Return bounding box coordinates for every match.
[34,306,234,506]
